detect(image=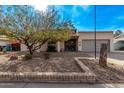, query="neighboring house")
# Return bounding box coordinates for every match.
[114,34,124,50]
[0,35,10,51]
[0,31,114,52]
[0,35,21,51]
